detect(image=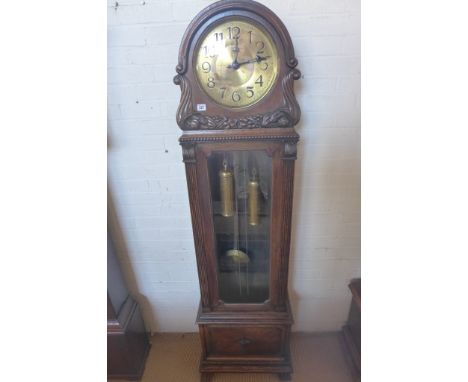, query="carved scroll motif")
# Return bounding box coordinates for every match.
[174,67,301,131]
[281,68,301,126]
[173,74,194,129]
